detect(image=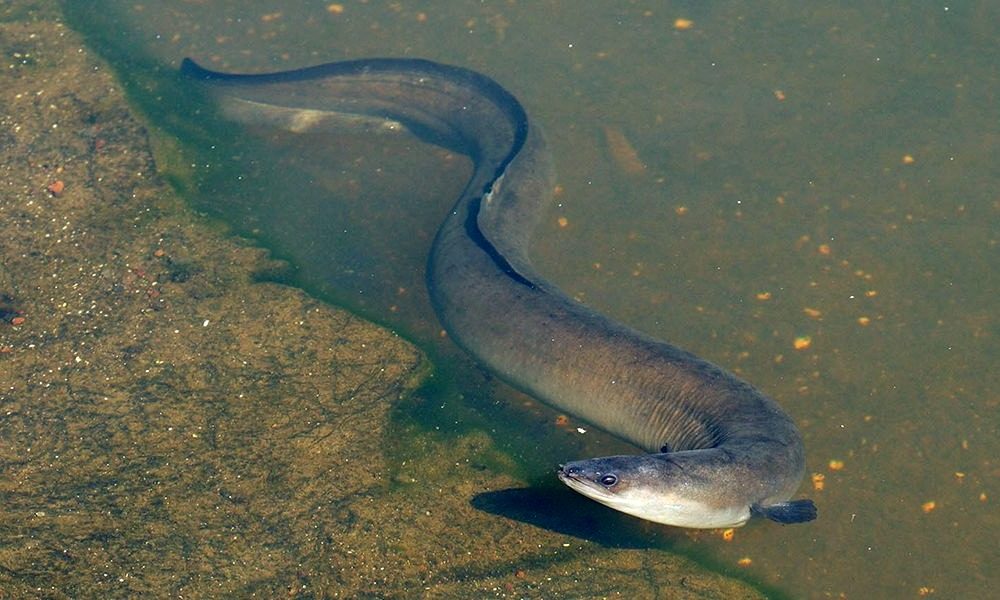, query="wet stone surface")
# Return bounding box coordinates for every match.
[0,12,423,598]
